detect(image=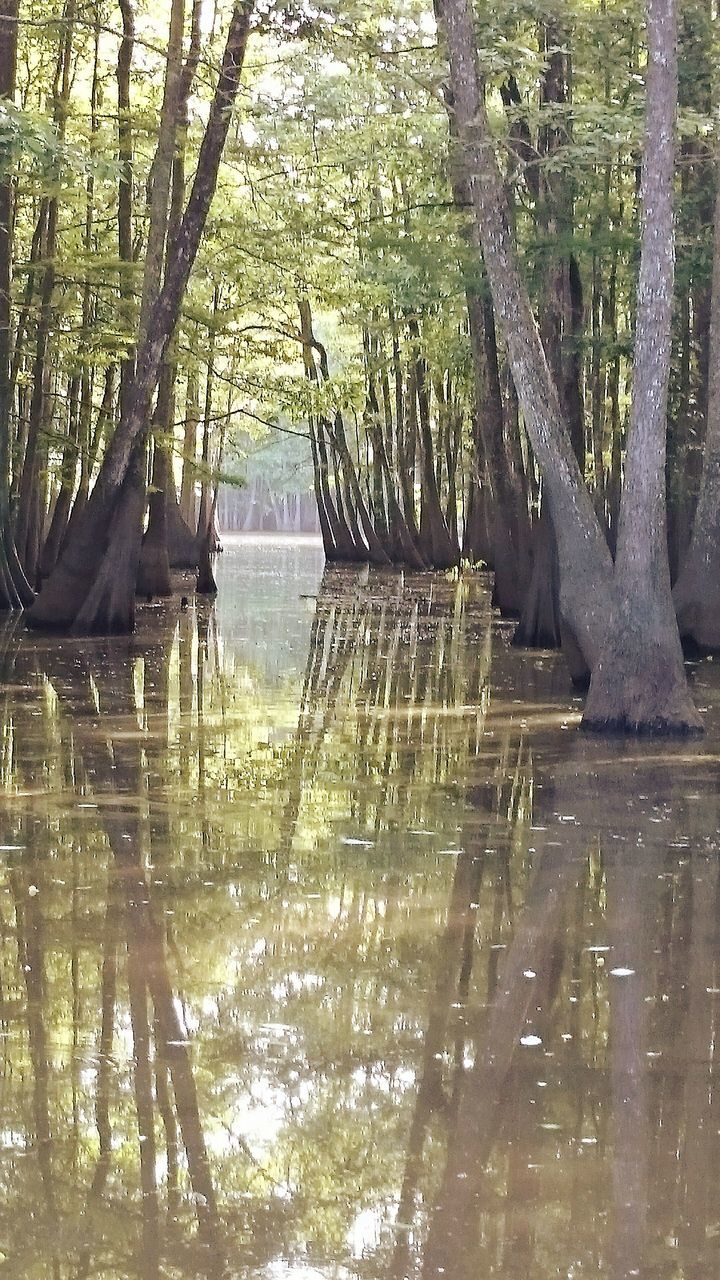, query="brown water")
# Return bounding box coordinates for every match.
[2,534,720,1279]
